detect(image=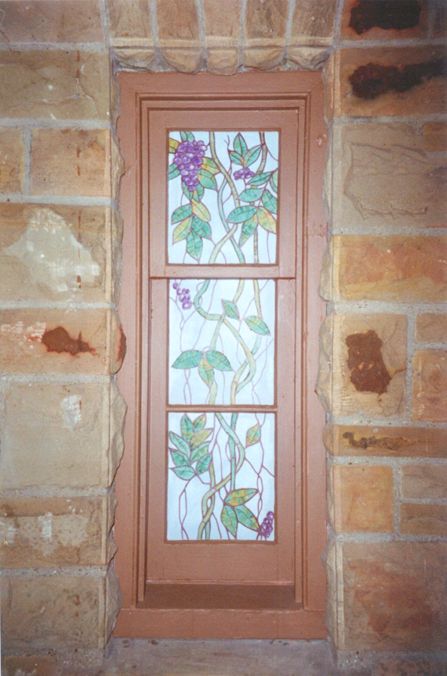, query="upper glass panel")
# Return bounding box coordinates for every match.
[167,131,279,265]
